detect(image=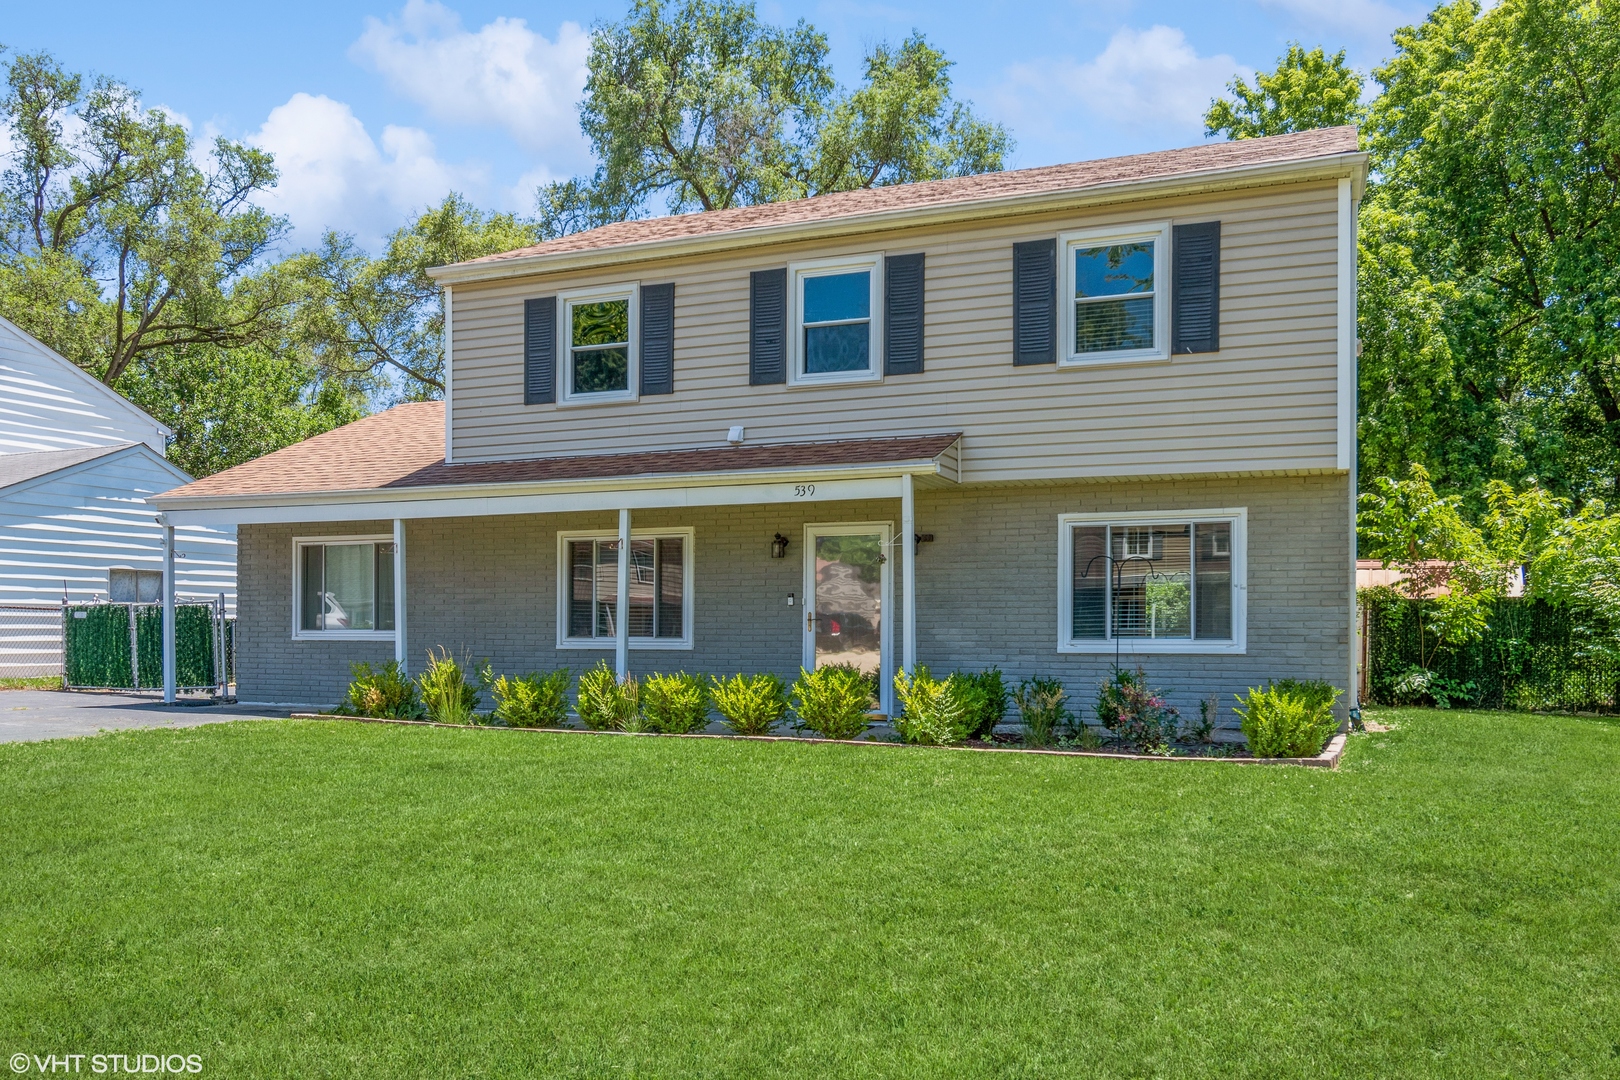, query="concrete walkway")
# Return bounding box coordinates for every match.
[0,689,293,744]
